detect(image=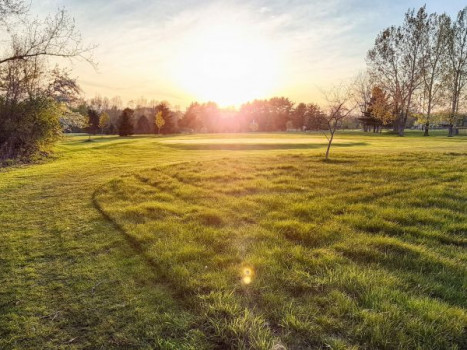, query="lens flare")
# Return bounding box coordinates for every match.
[241,267,254,285]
